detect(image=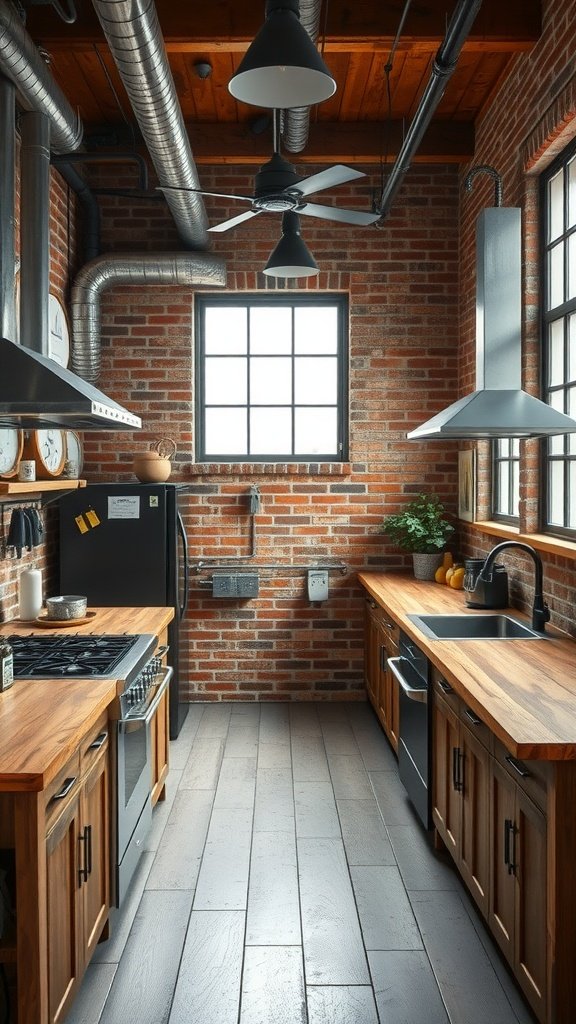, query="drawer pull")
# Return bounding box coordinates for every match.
[51,776,77,802]
[452,747,463,791]
[88,732,108,751]
[438,678,454,694]
[78,825,91,884]
[463,708,483,727]
[505,755,530,779]
[504,818,517,875]
[383,620,395,631]
[366,598,377,608]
